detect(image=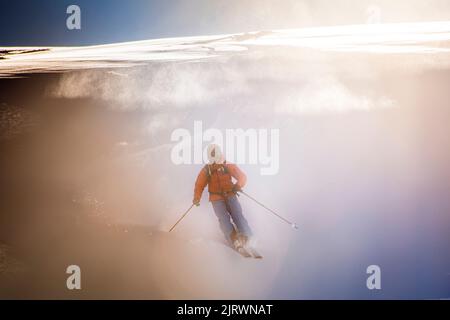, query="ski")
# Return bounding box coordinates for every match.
[233,244,263,259]
[235,246,252,258]
[246,247,263,259]
[231,235,262,259]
